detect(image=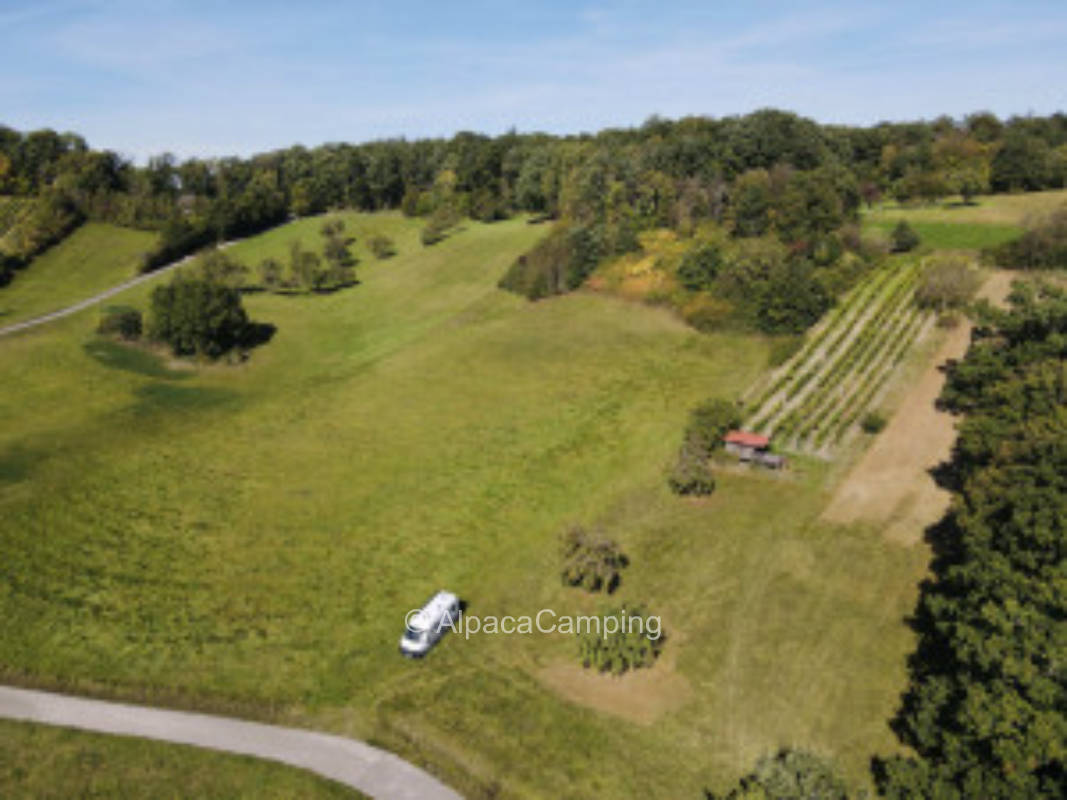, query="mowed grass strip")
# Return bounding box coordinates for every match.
[865,188,1067,226]
[863,218,1020,250]
[861,189,1067,250]
[0,719,364,799]
[0,222,157,325]
[0,212,925,797]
